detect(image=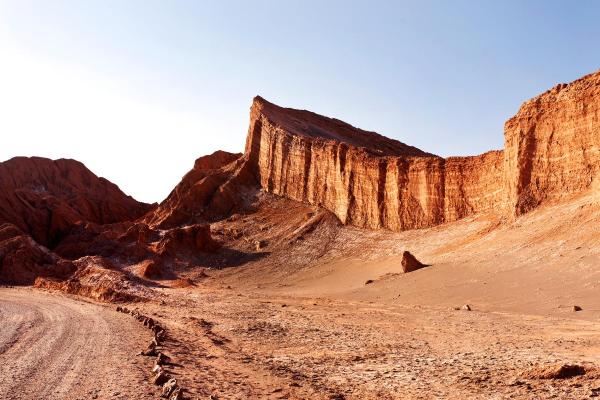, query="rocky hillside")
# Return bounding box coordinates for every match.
[0,157,153,247]
[2,69,599,286]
